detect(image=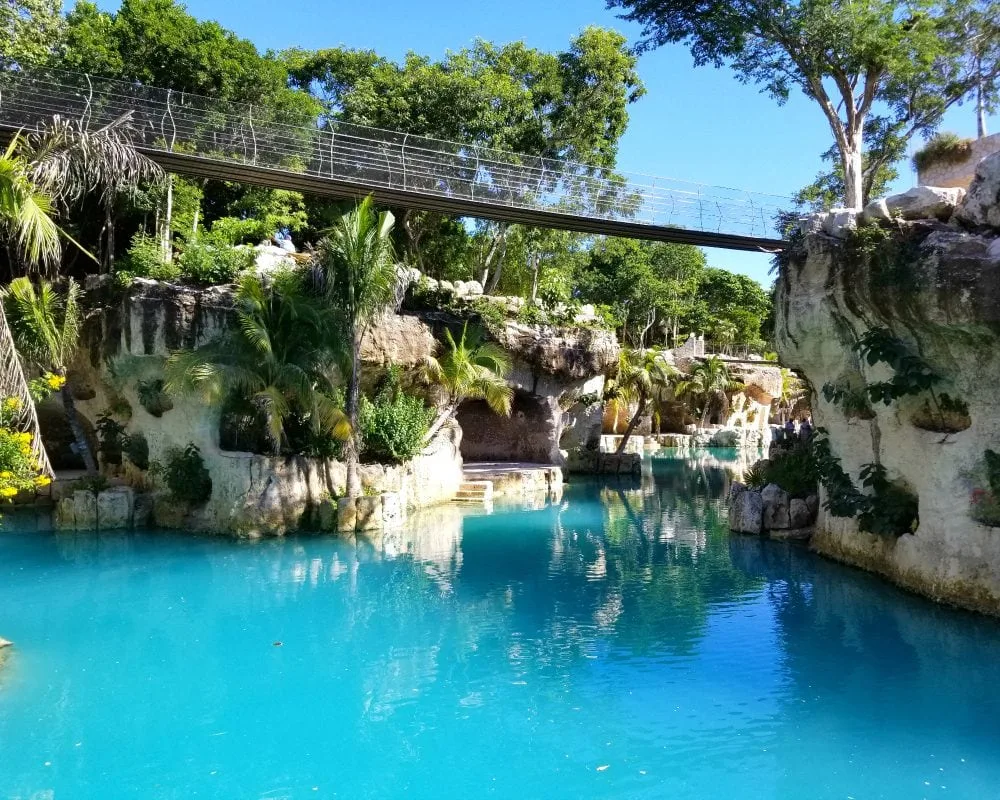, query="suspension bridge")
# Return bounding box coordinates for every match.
[0,68,788,253]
